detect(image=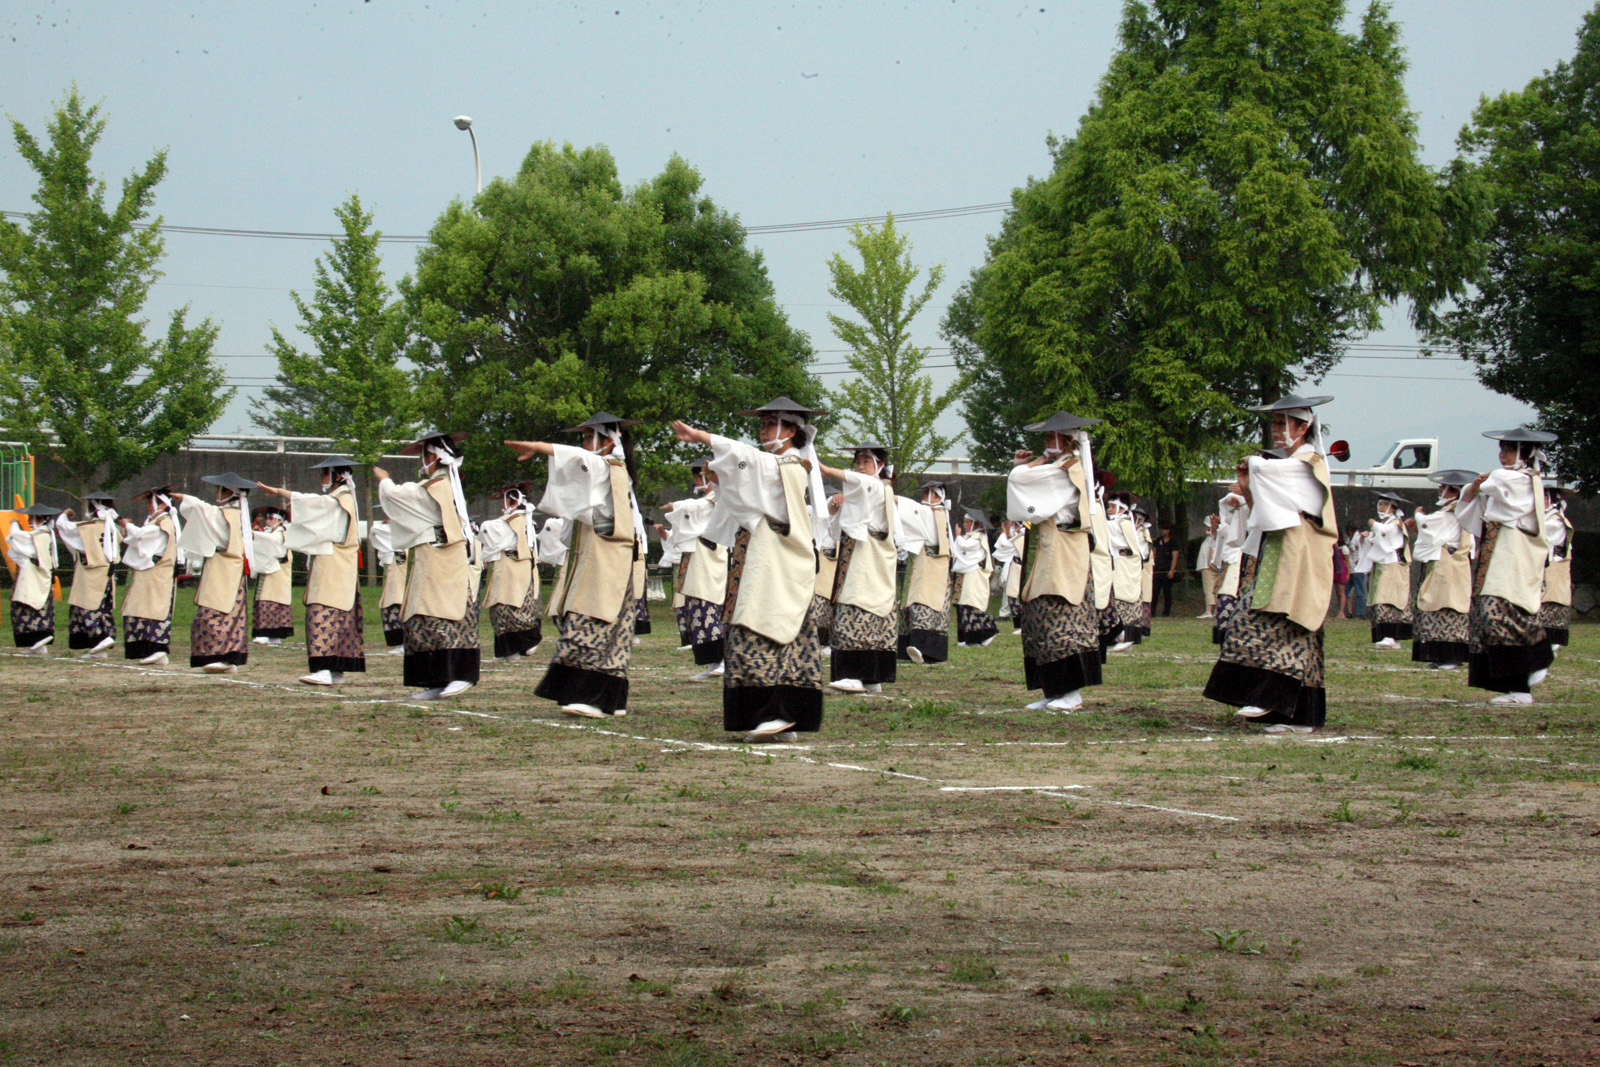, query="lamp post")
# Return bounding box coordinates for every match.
[453,115,480,195]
